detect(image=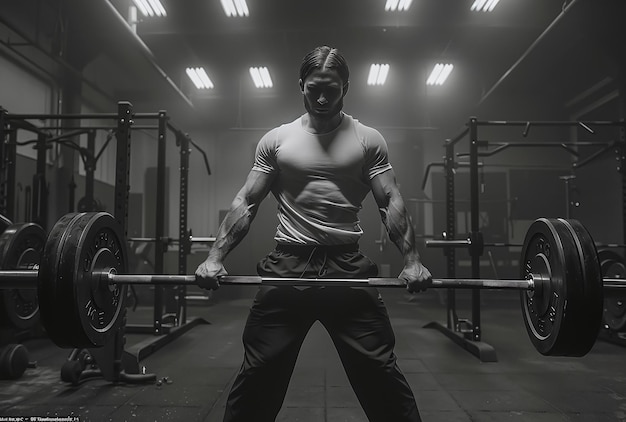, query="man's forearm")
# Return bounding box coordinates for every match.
[380,196,421,265]
[208,197,255,261]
